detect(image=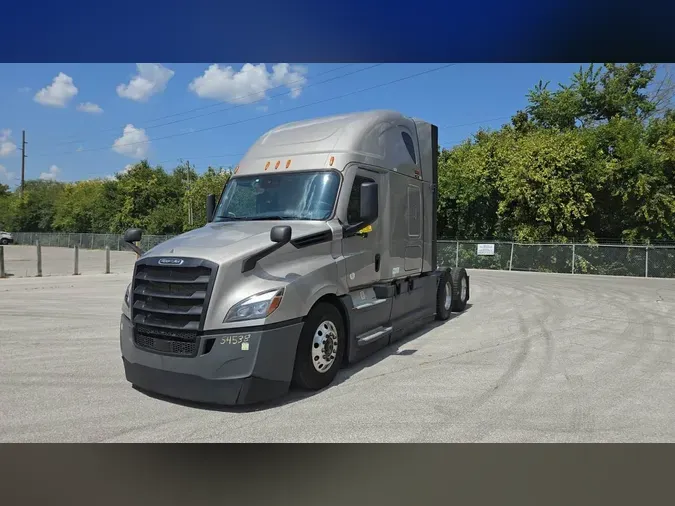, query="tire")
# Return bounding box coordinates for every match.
[435,269,453,321]
[0,239,8,245]
[451,267,469,312]
[292,302,346,391]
